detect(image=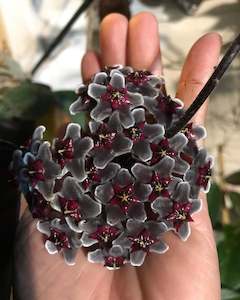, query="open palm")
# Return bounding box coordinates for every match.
[14,13,222,300]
